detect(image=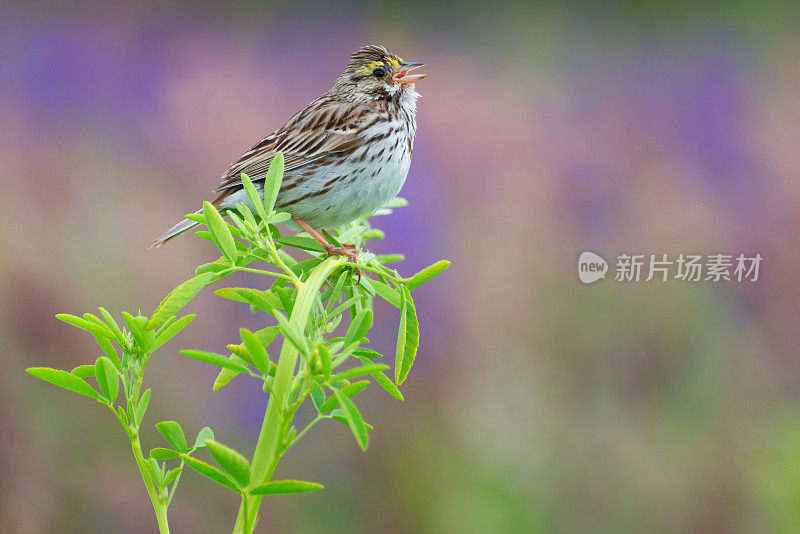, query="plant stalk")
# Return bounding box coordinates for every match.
[131,437,170,534]
[233,257,343,533]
